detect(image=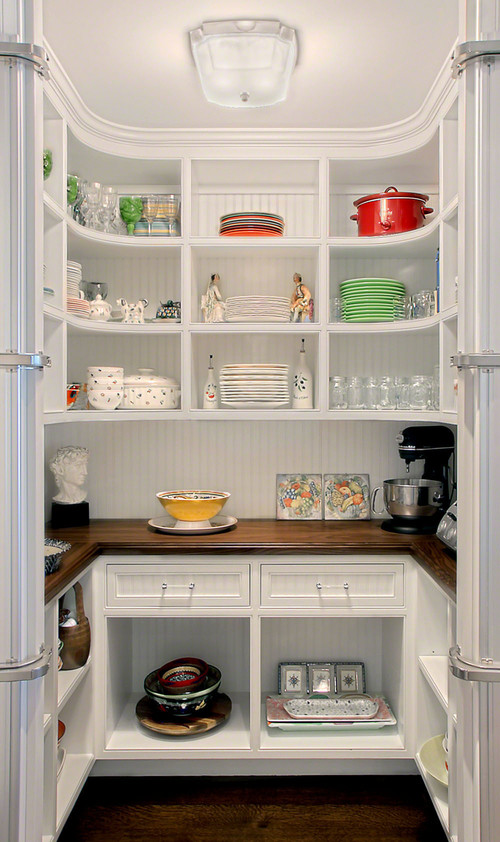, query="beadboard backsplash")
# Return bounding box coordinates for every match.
[44,420,424,521]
